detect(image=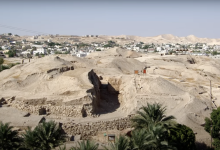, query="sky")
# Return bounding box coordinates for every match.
[0,0,220,38]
